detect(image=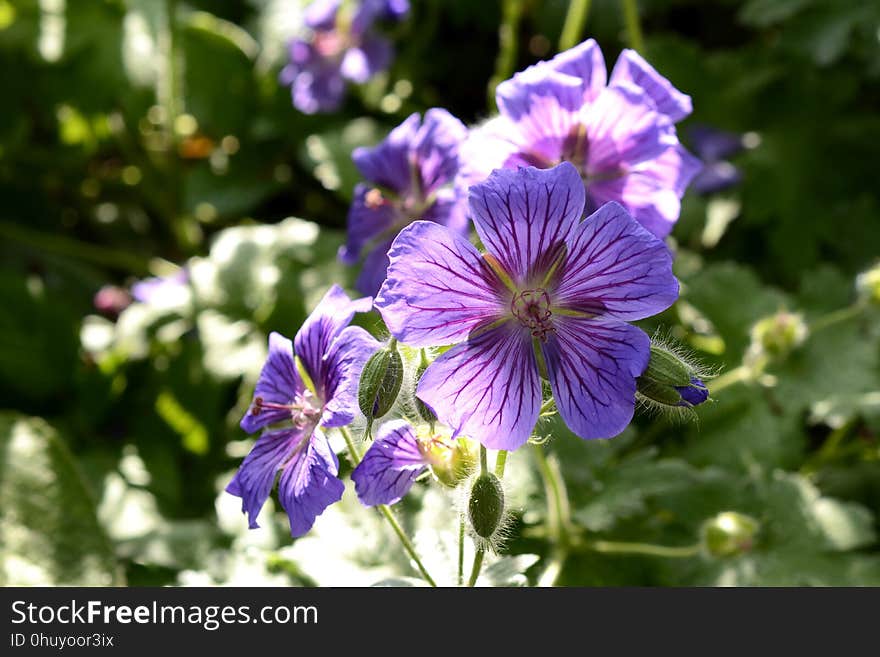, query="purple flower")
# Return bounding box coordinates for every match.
[340,109,469,296]
[351,420,428,506]
[374,163,679,451]
[688,124,746,194]
[460,39,701,238]
[280,0,409,114]
[675,376,709,407]
[227,285,379,537]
